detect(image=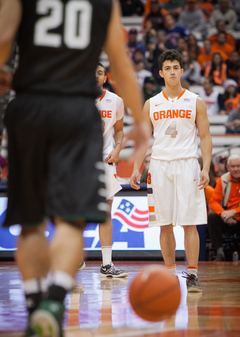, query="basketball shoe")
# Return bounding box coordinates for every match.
[30,300,65,337]
[78,258,86,271]
[100,263,128,278]
[182,272,202,293]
